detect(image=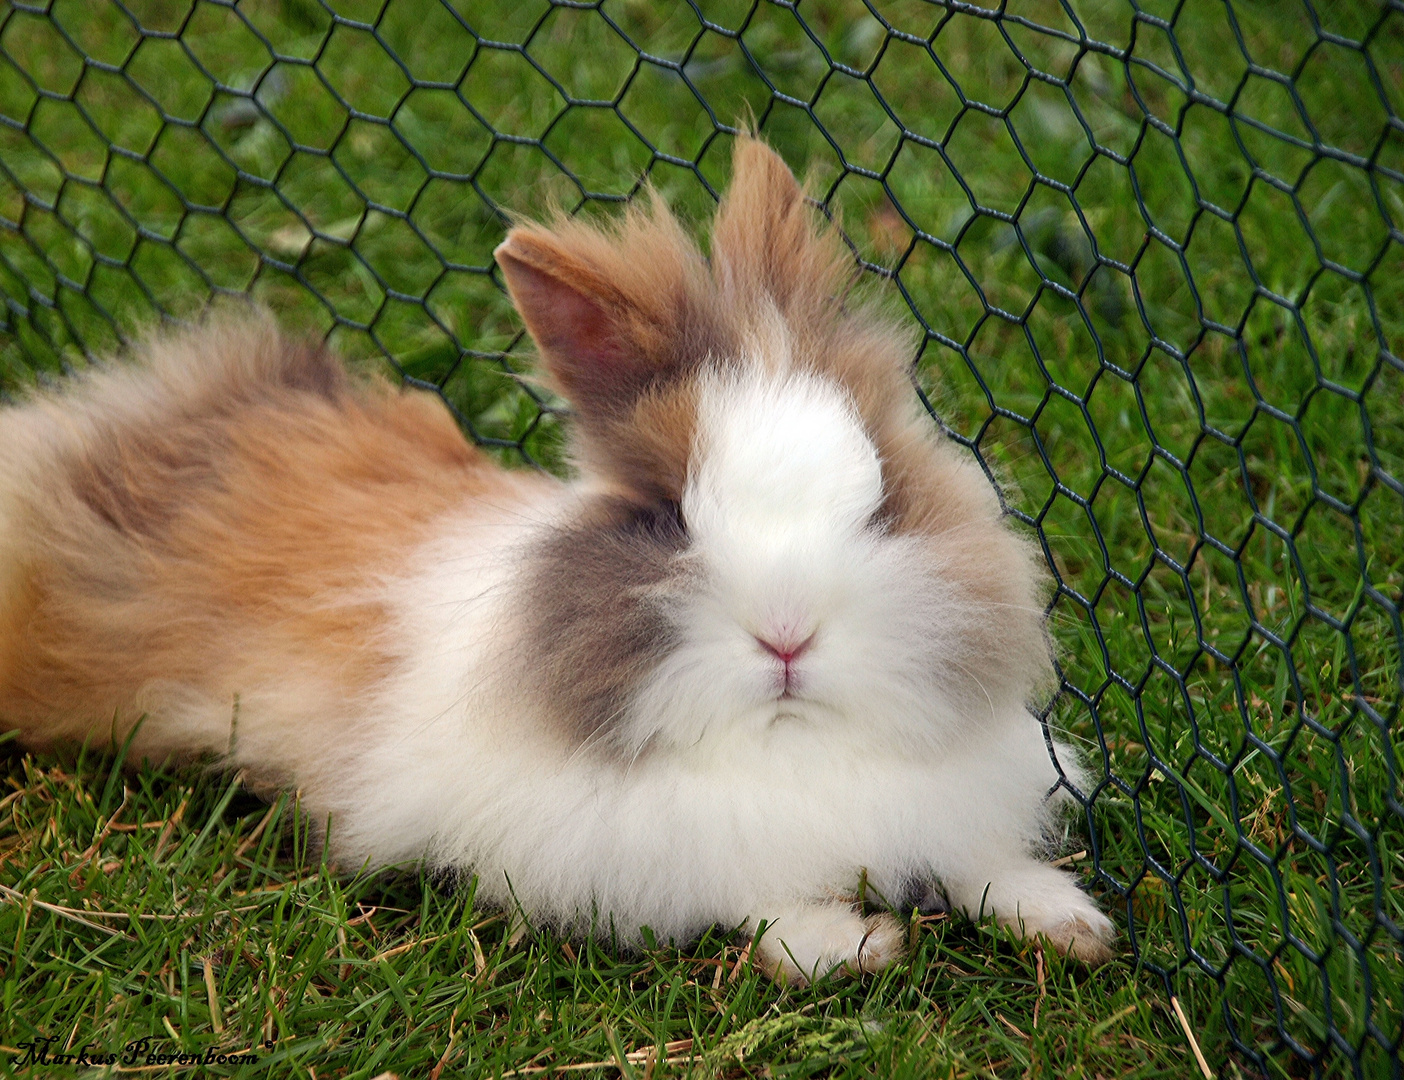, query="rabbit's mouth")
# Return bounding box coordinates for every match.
[773,675,805,702]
